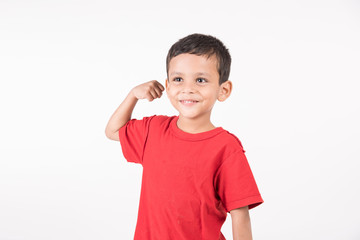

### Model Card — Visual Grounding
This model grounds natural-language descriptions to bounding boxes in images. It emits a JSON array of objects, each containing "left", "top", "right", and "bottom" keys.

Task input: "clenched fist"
[{"left": 131, "top": 80, "right": 165, "bottom": 102}]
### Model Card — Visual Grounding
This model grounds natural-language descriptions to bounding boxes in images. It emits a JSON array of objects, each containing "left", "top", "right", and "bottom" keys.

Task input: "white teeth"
[{"left": 182, "top": 100, "right": 197, "bottom": 103}]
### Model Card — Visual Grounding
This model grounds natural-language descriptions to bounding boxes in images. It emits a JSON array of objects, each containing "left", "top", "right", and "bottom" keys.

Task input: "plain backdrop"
[{"left": 1, "top": 0, "right": 359, "bottom": 239}]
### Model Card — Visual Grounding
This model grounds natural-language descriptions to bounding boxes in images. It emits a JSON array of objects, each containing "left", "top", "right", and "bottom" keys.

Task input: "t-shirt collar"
[{"left": 170, "top": 116, "right": 225, "bottom": 141}]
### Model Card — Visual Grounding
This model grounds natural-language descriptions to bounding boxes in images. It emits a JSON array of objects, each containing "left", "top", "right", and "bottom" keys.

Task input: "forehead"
[{"left": 168, "top": 53, "right": 218, "bottom": 76}]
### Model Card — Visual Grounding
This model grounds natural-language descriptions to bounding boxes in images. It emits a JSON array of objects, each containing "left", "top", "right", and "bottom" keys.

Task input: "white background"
[{"left": 1, "top": 0, "right": 359, "bottom": 239}]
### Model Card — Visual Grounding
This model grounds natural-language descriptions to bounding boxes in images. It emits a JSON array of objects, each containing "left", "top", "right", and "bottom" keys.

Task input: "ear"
[
  {"left": 217, "top": 80, "right": 232, "bottom": 102},
  {"left": 165, "top": 78, "right": 169, "bottom": 92}
]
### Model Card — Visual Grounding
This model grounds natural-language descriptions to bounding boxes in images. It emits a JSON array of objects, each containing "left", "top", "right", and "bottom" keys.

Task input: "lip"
[{"left": 179, "top": 99, "right": 199, "bottom": 106}]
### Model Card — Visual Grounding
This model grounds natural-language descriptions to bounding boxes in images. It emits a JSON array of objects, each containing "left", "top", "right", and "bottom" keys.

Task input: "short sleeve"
[
  {"left": 118, "top": 116, "right": 155, "bottom": 164},
  {"left": 215, "top": 149, "right": 263, "bottom": 212}
]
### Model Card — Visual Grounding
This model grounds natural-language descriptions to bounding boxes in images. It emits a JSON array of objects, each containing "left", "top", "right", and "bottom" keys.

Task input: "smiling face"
[{"left": 166, "top": 53, "right": 232, "bottom": 127}]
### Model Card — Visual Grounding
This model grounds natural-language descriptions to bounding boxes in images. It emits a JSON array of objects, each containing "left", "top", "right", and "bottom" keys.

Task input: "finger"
[
  {"left": 153, "top": 86, "right": 163, "bottom": 98},
  {"left": 146, "top": 93, "right": 154, "bottom": 102},
  {"left": 157, "top": 82, "right": 165, "bottom": 91},
  {"left": 153, "top": 88, "right": 162, "bottom": 99},
  {"left": 148, "top": 90, "right": 157, "bottom": 101},
  {"left": 150, "top": 80, "right": 164, "bottom": 92}
]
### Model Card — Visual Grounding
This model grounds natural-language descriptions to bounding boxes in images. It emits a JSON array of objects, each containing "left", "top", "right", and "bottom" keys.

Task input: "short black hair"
[{"left": 166, "top": 33, "right": 231, "bottom": 85}]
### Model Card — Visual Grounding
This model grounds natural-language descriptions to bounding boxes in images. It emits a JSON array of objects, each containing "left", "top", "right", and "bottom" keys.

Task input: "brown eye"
[
  {"left": 173, "top": 77, "right": 182, "bottom": 82},
  {"left": 197, "top": 78, "right": 207, "bottom": 83}
]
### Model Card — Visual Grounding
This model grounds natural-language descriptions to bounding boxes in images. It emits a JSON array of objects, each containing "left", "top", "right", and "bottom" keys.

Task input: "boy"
[{"left": 105, "top": 33, "right": 263, "bottom": 240}]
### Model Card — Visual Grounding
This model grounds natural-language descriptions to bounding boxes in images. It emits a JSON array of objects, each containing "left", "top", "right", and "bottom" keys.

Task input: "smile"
[{"left": 179, "top": 100, "right": 199, "bottom": 105}]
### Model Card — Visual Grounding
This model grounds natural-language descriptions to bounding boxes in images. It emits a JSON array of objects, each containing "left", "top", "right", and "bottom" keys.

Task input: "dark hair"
[{"left": 166, "top": 33, "right": 231, "bottom": 85}]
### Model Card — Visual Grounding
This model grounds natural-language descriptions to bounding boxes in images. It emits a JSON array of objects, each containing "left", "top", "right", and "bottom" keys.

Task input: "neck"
[{"left": 177, "top": 115, "right": 216, "bottom": 134}]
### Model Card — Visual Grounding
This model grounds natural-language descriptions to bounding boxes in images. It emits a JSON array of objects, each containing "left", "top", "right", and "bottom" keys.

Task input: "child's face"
[{"left": 166, "top": 53, "right": 230, "bottom": 122}]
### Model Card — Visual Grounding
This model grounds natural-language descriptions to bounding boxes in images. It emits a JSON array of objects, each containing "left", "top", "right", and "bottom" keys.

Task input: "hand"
[{"left": 131, "top": 80, "right": 165, "bottom": 102}]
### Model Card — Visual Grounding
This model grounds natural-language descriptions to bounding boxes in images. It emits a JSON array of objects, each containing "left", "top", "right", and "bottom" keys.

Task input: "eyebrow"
[{"left": 169, "top": 72, "right": 210, "bottom": 77}]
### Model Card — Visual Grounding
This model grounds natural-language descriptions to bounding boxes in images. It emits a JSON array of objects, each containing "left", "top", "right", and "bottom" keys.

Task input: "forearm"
[
  {"left": 230, "top": 206, "right": 253, "bottom": 240},
  {"left": 105, "top": 90, "right": 138, "bottom": 140},
  {"left": 105, "top": 80, "right": 164, "bottom": 141}
]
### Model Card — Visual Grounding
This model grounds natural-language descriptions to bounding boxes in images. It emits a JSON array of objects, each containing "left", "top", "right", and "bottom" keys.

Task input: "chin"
[{"left": 178, "top": 112, "right": 204, "bottom": 120}]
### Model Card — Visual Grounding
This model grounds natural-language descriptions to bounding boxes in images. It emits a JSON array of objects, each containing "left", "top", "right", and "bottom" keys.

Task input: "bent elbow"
[{"left": 105, "top": 129, "right": 119, "bottom": 141}]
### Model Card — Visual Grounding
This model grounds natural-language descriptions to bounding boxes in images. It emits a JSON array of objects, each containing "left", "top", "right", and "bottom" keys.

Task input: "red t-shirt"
[{"left": 119, "top": 115, "right": 263, "bottom": 240}]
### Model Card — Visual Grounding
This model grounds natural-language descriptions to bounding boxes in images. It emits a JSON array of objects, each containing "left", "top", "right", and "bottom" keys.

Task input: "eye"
[
  {"left": 196, "top": 78, "right": 207, "bottom": 83},
  {"left": 173, "top": 77, "right": 182, "bottom": 82}
]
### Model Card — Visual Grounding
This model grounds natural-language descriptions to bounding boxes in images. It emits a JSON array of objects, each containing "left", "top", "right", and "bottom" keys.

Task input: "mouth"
[
  {"left": 180, "top": 100, "right": 199, "bottom": 103},
  {"left": 179, "top": 99, "right": 199, "bottom": 106}
]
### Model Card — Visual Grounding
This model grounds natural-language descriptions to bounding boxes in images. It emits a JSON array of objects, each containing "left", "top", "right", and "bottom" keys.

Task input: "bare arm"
[
  {"left": 230, "top": 206, "right": 253, "bottom": 240},
  {"left": 105, "top": 80, "right": 165, "bottom": 141}
]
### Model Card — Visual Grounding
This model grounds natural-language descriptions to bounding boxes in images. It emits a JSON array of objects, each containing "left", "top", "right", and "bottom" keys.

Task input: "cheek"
[
  {"left": 203, "top": 89, "right": 219, "bottom": 99},
  {"left": 167, "top": 85, "right": 179, "bottom": 95},
  {"left": 166, "top": 89, "right": 177, "bottom": 101}
]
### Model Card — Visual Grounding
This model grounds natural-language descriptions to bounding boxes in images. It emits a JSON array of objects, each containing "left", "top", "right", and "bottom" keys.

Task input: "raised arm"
[
  {"left": 105, "top": 80, "right": 165, "bottom": 141},
  {"left": 230, "top": 206, "right": 253, "bottom": 240}
]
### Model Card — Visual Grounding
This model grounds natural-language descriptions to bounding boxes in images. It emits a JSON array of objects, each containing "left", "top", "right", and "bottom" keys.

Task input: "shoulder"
[
  {"left": 146, "top": 115, "right": 175, "bottom": 124},
  {"left": 218, "top": 128, "right": 246, "bottom": 153},
  {"left": 135, "top": 115, "right": 174, "bottom": 122},
  {"left": 139, "top": 115, "right": 176, "bottom": 130}
]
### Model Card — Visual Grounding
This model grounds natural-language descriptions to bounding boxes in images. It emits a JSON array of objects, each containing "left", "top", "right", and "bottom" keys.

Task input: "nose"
[{"left": 181, "top": 81, "right": 196, "bottom": 94}]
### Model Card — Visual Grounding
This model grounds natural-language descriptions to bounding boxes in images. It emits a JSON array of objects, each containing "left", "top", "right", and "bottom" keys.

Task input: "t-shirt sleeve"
[
  {"left": 215, "top": 149, "right": 263, "bottom": 213},
  {"left": 118, "top": 116, "right": 155, "bottom": 164}
]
